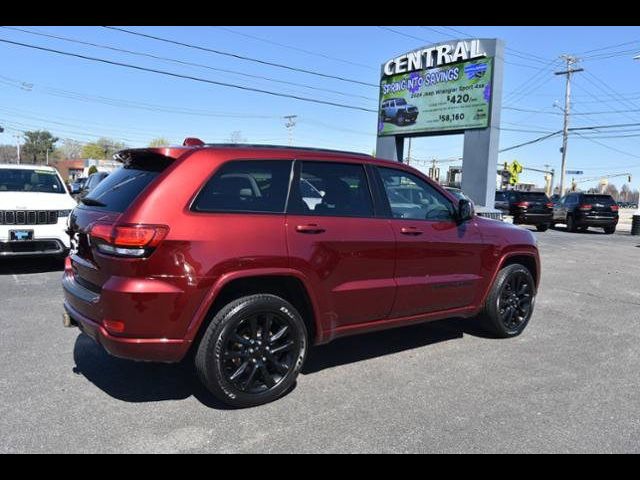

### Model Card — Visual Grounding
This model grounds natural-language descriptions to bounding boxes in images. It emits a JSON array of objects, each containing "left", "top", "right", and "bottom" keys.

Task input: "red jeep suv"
[{"left": 62, "top": 142, "right": 540, "bottom": 407}]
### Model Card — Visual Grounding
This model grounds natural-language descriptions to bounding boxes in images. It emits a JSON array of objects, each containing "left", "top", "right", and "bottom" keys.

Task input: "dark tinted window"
[
  {"left": 82, "top": 156, "right": 172, "bottom": 213},
  {"left": 583, "top": 195, "right": 616, "bottom": 205},
  {"left": 519, "top": 192, "right": 550, "bottom": 202},
  {"left": 379, "top": 167, "right": 455, "bottom": 221},
  {"left": 0, "top": 168, "right": 64, "bottom": 194},
  {"left": 288, "top": 161, "right": 373, "bottom": 217},
  {"left": 194, "top": 160, "right": 292, "bottom": 213},
  {"left": 495, "top": 191, "right": 507, "bottom": 201}
]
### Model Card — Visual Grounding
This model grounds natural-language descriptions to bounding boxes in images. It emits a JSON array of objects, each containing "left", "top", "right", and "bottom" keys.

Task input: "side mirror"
[{"left": 458, "top": 199, "right": 475, "bottom": 223}]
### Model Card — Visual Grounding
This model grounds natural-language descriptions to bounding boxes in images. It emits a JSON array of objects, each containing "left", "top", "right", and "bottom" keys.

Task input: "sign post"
[{"left": 376, "top": 38, "right": 505, "bottom": 216}]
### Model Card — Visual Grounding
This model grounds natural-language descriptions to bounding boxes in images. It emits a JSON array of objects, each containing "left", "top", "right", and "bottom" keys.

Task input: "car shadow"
[
  {"left": 72, "top": 334, "right": 234, "bottom": 410},
  {"left": 302, "top": 317, "right": 489, "bottom": 374},
  {"left": 0, "top": 256, "right": 65, "bottom": 275},
  {"left": 550, "top": 225, "right": 608, "bottom": 235},
  {"left": 72, "top": 317, "right": 489, "bottom": 409}
]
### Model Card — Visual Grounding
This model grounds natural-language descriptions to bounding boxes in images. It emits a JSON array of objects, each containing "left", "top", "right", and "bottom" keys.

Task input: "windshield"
[
  {"left": 0, "top": 168, "right": 65, "bottom": 194},
  {"left": 395, "top": 98, "right": 407, "bottom": 106}
]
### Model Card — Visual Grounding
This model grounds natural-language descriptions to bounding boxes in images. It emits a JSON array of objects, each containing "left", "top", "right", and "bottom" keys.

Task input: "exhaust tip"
[{"left": 62, "top": 311, "right": 77, "bottom": 328}]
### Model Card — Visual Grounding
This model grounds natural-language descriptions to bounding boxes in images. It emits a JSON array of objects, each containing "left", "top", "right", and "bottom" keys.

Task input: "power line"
[
  {"left": 1, "top": 26, "right": 376, "bottom": 102},
  {"left": 212, "top": 26, "right": 376, "bottom": 70},
  {"left": 0, "top": 37, "right": 378, "bottom": 113},
  {"left": 499, "top": 130, "right": 563, "bottom": 153},
  {"left": 102, "top": 26, "right": 378, "bottom": 88}
]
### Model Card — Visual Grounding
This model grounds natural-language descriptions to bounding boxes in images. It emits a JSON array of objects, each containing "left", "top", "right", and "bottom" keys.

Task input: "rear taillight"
[
  {"left": 516, "top": 201, "right": 529, "bottom": 208},
  {"left": 546, "top": 202, "right": 554, "bottom": 208},
  {"left": 89, "top": 223, "right": 169, "bottom": 258},
  {"left": 611, "top": 205, "right": 619, "bottom": 212},
  {"left": 579, "top": 204, "right": 592, "bottom": 211}
]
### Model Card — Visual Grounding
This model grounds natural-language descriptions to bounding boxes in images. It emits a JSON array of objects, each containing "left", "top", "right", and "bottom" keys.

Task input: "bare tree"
[
  {"left": 0, "top": 144, "right": 17, "bottom": 163},
  {"left": 227, "top": 131, "right": 247, "bottom": 144}
]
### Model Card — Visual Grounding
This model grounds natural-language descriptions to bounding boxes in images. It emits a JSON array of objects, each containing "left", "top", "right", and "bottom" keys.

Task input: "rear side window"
[
  {"left": 287, "top": 161, "right": 374, "bottom": 217},
  {"left": 193, "top": 160, "right": 292, "bottom": 213},
  {"left": 82, "top": 156, "right": 172, "bottom": 213}
]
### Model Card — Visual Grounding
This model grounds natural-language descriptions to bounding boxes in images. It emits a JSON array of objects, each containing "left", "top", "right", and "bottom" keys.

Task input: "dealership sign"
[{"left": 378, "top": 39, "right": 494, "bottom": 136}]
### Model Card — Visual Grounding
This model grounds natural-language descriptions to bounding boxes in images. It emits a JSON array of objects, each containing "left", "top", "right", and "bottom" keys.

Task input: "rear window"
[
  {"left": 583, "top": 195, "right": 615, "bottom": 205},
  {"left": 193, "top": 160, "right": 293, "bottom": 213},
  {"left": 82, "top": 155, "right": 172, "bottom": 213},
  {"left": 518, "top": 192, "right": 550, "bottom": 202}
]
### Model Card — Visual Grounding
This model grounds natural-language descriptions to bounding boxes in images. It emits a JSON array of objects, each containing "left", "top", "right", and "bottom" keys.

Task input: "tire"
[
  {"left": 536, "top": 224, "right": 549, "bottom": 232},
  {"left": 566, "top": 215, "right": 577, "bottom": 232},
  {"left": 397, "top": 112, "right": 405, "bottom": 125},
  {"left": 603, "top": 226, "right": 616, "bottom": 234},
  {"left": 195, "top": 294, "right": 308, "bottom": 408},
  {"left": 478, "top": 264, "right": 536, "bottom": 338}
]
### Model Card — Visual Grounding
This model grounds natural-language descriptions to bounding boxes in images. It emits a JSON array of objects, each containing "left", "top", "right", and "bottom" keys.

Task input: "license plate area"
[{"left": 9, "top": 230, "right": 34, "bottom": 241}]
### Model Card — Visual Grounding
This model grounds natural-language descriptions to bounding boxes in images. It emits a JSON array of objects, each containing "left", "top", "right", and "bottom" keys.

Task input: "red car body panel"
[{"left": 63, "top": 145, "right": 540, "bottom": 362}]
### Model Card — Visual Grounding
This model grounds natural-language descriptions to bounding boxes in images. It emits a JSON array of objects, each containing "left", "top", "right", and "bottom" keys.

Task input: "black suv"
[
  {"left": 552, "top": 192, "right": 619, "bottom": 234},
  {"left": 504, "top": 191, "right": 553, "bottom": 231}
]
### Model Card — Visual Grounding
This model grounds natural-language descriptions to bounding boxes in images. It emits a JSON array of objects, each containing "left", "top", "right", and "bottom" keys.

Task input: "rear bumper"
[
  {"left": 575, "top": 215, "right": 618, "bottom": 227},
  {"left": 62, "top": 268, "right": 190, "bottom": 363},
  {"left": 514, "top": 212, "right": 553, "bottom": 225},
  {"left": 0, "top": 238, "right": 67, "bottom": 256},
  {"left": 63, "top": 300, "right": 188, "bottom": 363}
]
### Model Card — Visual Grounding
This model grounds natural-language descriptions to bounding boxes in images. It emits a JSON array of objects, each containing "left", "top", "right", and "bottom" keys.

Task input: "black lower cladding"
[{"left": 0, "top": 240, "right": 62, "bottom": 254}]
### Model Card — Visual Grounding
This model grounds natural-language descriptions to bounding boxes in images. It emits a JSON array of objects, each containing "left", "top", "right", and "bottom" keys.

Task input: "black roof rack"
[{"left": 201, "top": 143, "right": 373, "bottom": 158}]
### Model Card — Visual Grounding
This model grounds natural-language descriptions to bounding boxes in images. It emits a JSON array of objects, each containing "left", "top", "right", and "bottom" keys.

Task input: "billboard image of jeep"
[{"left": 378, "top": 57, "right": 493, "bottom": 136}]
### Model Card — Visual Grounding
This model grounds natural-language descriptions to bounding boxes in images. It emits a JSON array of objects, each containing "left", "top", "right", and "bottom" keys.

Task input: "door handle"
[
  {"left": 400, "top": 227, "right": 423, "bottom": 236},
  {"left": 296, "top": 224, "right": 326, "bottom": 234}
]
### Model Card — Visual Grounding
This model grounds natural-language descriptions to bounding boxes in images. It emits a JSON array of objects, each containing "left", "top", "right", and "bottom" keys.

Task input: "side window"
[
  {"left": 378, "top": 167, "right": 455, "bottom": 221},
  {"left": 288, "top": 161, "right": 374, "bottom": 217},
  {"left": 193, "top": 160, "right": 292, "bottom": 213}
]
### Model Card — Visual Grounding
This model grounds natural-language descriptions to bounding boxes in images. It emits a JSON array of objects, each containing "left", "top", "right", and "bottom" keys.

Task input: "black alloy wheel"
[{"left": 497, "top": 270, "right": 534, "bottom": 333}]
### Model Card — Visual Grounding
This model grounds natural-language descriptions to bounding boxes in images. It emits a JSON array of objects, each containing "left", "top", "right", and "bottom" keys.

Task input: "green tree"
[
  {"left": 81, "top": 137, "right": 126, "bottom": 159},
  {"left": 22, "top": 130, "right": 59, "bottom": 164},
  {"left": 88, "top": 165, "right": 98, "bottom": 175},
  {"left": 148, "top": 137, "right": 171, "bottom": 147}
]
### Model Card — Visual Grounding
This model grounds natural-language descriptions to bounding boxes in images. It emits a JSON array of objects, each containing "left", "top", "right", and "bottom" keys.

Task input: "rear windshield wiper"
[{"left": 81, "top": 197, "right": 106, "bottom": 207}]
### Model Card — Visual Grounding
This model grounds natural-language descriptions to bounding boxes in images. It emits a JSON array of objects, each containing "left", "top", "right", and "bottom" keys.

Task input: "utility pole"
[
  {"left": 284, "top": 115, "right": 297, "bottom": 146},
  {"left": 13, "top": 133, "right": 22, "bottom": 164},
  {"left": 406, "top": 137, "right": 412, "bottom": 165},
  {"left": 555, "top": 56, "right": 583, "bottom": 196}
]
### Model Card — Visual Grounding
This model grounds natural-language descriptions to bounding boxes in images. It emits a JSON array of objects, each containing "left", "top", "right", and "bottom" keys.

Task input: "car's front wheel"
[
  {"left": 603, "top": 226, "right": 616, "bottom": 234},
  {"left": 536, "top": 224, "right": 549, "bottom": 232},
  {"left": 195, "top": 294, "right": 308, "bottom": 408},
  {"left": 478, "top": 264, "right": 536, "bottom": 338}
]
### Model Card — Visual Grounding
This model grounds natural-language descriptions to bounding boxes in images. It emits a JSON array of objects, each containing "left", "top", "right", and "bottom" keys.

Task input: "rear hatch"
[
  {"left": 517, "top": 192, "right": 552, "bottom": 213},
  {"left": 582, "top": 194, "right": 618, "bottom": 218},
  {"left": 68, "top": 150, "right": 177, "bottom": 292}
]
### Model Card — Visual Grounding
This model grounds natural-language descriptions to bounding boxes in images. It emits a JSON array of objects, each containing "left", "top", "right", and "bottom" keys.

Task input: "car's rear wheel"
[
  {"left": 536, "top": 224, "right": 549, "bottom": 232},
  {"left": 397, "top": 112, "right": 405, "bottom": 125},
  {"left": 195, "top": 294, "right": 308, "bottom": 408},
  {"left": 478, "top": 264, "right": 536, "bottom": 338},
  {"left": 603, "top": 226, "right": 616, "bottom": 234},
  {"left": 566, "top": 215, "right": 577, "bottom": 232}
]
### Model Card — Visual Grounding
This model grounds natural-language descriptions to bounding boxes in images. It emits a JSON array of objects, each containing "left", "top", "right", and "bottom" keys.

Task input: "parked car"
[
  {"left": 74, "top": 171, "right": 109, "bottom": 199},
  {"left": 505, "top": 191, "right": 554, "bottom": 231},
  {"left": 552, "top": 192, "right": 619, "bottom": 234},
  {"left": 380, "top": 98, "right": 419, "bottom": 125},
  {"left": 70, "top": 177, "right": 87, "bottom": 196},
  {"left": 0, "top": 164, "right": 76, "bottom": 258},
  {"left": 495, "top": 190, "right": 510, "bottom": 213},
  {"left": 62, "top": 142, "right": 541, "bottom": 407}
]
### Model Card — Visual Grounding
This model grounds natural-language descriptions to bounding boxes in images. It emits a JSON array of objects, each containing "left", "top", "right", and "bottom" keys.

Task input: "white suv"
[{"left": 0, "top": 164, "right": 76, "bottom": 258}]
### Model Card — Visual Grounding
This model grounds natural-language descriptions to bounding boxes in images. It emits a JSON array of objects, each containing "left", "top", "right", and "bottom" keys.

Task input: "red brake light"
[
  {"left": 546, "top": 202, "right": 554, "bottom": 208},
  {"left": 611, "top": 205, "right": 619, "bottom": 212},
  {"left": 89, "top": 223, "right": 169, "bottom": 257},
  {"left": 579, "top": 204, "right": 592, "bottom": 211},
  {"left": 516, "top": 201, "right": 529, "bottom": 208}
]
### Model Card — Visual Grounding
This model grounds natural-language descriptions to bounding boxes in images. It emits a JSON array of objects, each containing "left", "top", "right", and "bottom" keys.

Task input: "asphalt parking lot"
[{"left": 1, "top": 225, "right": 639, "bottom": 453}]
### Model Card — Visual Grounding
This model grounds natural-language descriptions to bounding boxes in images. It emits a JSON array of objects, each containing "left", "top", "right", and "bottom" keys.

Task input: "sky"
[{"left": 0, "top": 25, "right": 639, "bottom": 190}]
